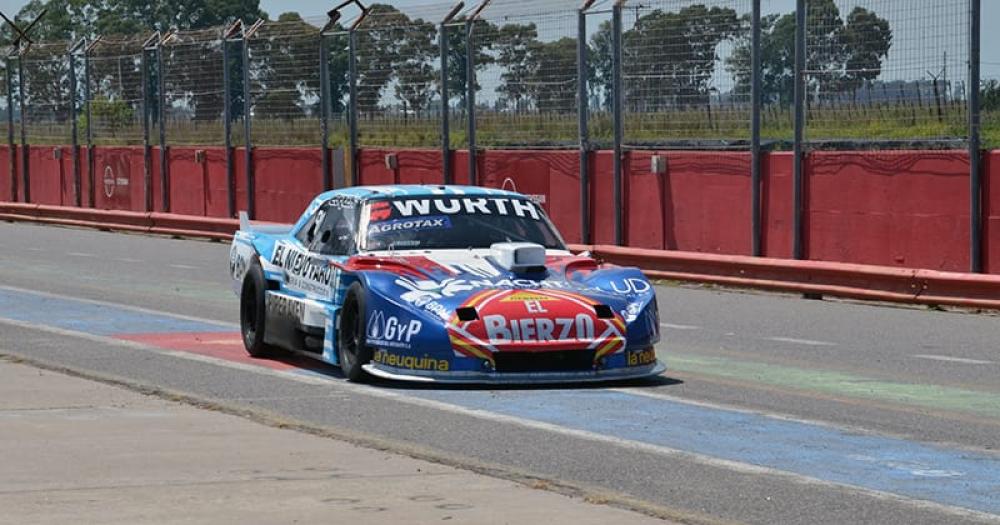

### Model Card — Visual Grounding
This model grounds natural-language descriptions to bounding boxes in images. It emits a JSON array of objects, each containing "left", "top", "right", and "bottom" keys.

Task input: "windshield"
[{"left": 361, "top": 196, "right": 565, "bottom": 251}]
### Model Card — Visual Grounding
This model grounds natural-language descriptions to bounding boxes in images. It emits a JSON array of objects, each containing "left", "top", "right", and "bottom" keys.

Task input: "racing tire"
[
  {"left": 240, "top": 262, "right": 281, "bottom": 358},
  {"left": 338, "top": 282, "right": 374, "bottom": 382}
]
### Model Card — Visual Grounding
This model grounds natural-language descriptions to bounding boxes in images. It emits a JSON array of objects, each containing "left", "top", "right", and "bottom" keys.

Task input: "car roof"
[{"left": 314, "top": 185, "right": 527, "bottom": 203}]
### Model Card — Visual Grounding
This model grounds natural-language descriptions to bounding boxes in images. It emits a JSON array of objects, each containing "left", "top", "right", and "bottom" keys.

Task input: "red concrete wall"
[
  {"left": 0, "top": 146, "right": 11, "bottom": 201},
  {"left": 805, "top": 150, "right": 970, "bottom": 272},
  {"left": 762, "top": 152, "right": 794, "bottom": 259},
  {"left": 986, "top": 151, "right": 1000, "bottom": 275},
  {"left": 251, "top": 147, "right": 323, "bottom": 223},
  {"left": 26, "top": 146, "right": 68, "bottom": 206},
  {"left": 167, "top": 147, "right": 225, "bottom": 217},
  {"left": 358, "top": 148, "right": 446, "bottom": 186},
  {"left": 589, "top": 150, "right": 617, "bottom": 246},
  {"left": 624, "top": 151, "right": 752, "bottom": 254},
  {"left": 90, "top": 146, "right": 146, "bottom": 212}
]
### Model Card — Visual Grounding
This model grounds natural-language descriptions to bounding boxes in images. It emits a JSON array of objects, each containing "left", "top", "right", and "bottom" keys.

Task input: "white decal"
[
  {"left": 266, "top": 294, "right": 305, "bottom": 320},
  {"left": 390, "top": 198, "right": 540, "bottom": 220},
  {"left": 367, "top": 310, "right": 423, "bottom": 349},
  {"left": 610, "top": 278, "right": 652, "bottom": 295},
  {"left": 270, "top": 241, "right": 335, "bottom": 298},
  {"left": 482, "top": 314, "right": 595, "bottom": 343}
]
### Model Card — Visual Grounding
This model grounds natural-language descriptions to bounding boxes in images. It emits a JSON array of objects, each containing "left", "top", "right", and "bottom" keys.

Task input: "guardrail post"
[
  {"left": 347, "top": 28, "right": 358, "bottom": 186},
  {"left": 439, "top": 21, "right": 451, "bottom": 184},
  {"left": 969, "top": 0, "right": 982, "bottom": 273},
  {"left": 750, "top": 0, "right": 762, "bottom": 256},
  {"left": 68, "top": 45, "right": 81, "bottom": 207},
  {"left": 465, "top": 18, "right": 477, "bottom": 185},
  {"left": 84, "top": 41, "right": 94, "bottom": 208},
  {"left": 6, "top": 58, "right": 15, "bottom": 202},
  {"left": 156, "top": 36, "right": 168, "bottom": 212},
  {"left": 141, "top": 44, "right": 152, "bottom": 212},
  {"left": 241, "top": 26, "right": 255, "bottom": 219},
  {"left": 578, "top": 2, "right": 593, "bottom": 244},
  {"left": 222, "top": 27, "right": 235, "bottom": 217},
  {"left": 319, "top": 32, "right": 332, "bottom": 191},
  {"left": 611, "top": 0, "right": 624, "bottom": 246},
  {"left": 792, "top": 0, "right": 806, "bottom": 260},
  {"left": 17, "top": 56, "right": 28, "bottom": 203}
]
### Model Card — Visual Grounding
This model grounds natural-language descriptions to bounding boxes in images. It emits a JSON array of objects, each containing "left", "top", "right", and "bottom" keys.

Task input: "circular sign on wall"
[{"left": 103, "top": 165, "right": 116, "bottom": 198}]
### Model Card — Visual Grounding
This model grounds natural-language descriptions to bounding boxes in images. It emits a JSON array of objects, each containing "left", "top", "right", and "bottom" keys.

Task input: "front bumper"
[{"left": 361, "top": 360, "right": 666, "bottom": 384}]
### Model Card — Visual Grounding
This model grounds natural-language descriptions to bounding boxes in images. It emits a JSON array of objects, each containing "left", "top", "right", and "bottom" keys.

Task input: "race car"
[{"left": 229, "top": 185, "right": 664, "bottom": 383}]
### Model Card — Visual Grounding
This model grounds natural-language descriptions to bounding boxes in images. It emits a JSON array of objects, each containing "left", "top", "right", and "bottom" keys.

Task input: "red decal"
[{"left": 370, "top": 201, "right": 391, "bottom": 222}]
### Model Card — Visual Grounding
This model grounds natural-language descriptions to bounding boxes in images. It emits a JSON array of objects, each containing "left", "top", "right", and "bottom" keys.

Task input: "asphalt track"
[{"left": 1, "top": 222, "right": 998, "bottom": 524}]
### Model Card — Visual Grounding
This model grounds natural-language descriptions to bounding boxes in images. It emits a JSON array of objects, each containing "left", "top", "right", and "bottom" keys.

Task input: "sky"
[{"left": 0, "top": 0, "right": 995, "bottom": 79}]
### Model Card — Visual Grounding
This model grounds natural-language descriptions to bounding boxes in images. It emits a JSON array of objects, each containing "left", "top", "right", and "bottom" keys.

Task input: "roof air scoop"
[{"left": 490, "top": 242, "right": 546, "bottom": 273}]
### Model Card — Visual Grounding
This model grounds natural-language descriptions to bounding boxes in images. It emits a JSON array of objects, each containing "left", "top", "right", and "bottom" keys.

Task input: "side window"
[
  {"left": 295, "top": 206, "right": 326, "bottom": 245},
  {"left": 308, "top": 202, "right": 358, "bottom": 256}
]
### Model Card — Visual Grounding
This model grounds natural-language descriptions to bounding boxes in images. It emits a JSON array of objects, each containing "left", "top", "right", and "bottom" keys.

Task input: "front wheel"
[
  {"left": 240, "top": 263, "right": 281, "bottom": 358},
  {"left": 338, "top": 282, "right": 373, "bottom": 382}
]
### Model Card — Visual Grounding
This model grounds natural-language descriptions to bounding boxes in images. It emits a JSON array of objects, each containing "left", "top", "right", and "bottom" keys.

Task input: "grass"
[{"left": 3, "top": 103, "right": 996, "bottom": 150}]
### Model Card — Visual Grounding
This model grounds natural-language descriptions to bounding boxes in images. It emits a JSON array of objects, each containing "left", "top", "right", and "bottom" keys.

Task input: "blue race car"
[{"left": 229, "top": 185, "right": 664, "bottom": 383}]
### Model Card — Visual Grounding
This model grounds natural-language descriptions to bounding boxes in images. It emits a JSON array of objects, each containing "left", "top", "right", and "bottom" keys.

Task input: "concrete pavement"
[{"left": 0, "top": 359, "right": 668, "bottom": 525}]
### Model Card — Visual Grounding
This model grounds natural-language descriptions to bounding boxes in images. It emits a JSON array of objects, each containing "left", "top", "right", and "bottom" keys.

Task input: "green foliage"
[
  {"left": 983, "top": 80, "right": 1000, "bottom": 112},
  {"left": 81, "top": 98, "right": 136, "bottom": 136}
]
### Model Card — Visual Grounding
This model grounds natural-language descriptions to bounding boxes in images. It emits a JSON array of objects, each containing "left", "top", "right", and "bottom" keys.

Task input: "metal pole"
[
  {"left": 84, "top": 44, "right": 94, "bottom": 207},
  {"left": 348, "top": 29, "right": 358, "bottom": 186},
  {"left": 319, "top": 33, "right": 332, "bottom": 190},
  {"left": 157, "top": 40, "right": 168, "bottom": 212},
  {"left": 241, "top": 30, "right": 254, "bottom": 219},
  {"left": 6, "top": 59, "right": 15, "bottom": 202},
  {"left": 611, "top": 1, "right": 624, "bottom": 246},
  {"left": 969, "top": 0, "right": 982, "bottom": 272},
  {"left": 439, "top": 23, "right": 451, "bottom": 184},
  {"left": 465, "top": 19, "right": 477, "bottom": 185},
  {"left": 750, "top": 0, "right": 762, "bottom": 256},
  {"left": 69, "top": 49, "right": 80, "bottom": 207},
  {"left": 141, "top": 48, "right": 152, "bottom": 212},
  {"left": 18, "top": 57, "right": 28, "bottom": 203},
  {"left": 577, "top": 5, "right": 591, "bottom": 244},
  {"left": 222, "top": 34, "right": 234, "bottom": 217},
  {"left": 792, "top": 0, "right": 806, "bottom": 260}
]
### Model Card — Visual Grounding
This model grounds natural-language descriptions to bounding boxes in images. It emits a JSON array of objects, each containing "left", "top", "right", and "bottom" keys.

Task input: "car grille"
[{"left": 493, "top": 350, "right": 596, "bottom": 373}]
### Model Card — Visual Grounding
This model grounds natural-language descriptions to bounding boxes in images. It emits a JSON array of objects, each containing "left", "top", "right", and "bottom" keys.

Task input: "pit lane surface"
[{"left": 2, "top": 222, "right": 999, "bottom": 524}]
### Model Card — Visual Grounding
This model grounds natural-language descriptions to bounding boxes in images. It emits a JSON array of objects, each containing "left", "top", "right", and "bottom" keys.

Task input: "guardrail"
[{"left": 3, "top": 201, "right": 997, "bottom": 311}]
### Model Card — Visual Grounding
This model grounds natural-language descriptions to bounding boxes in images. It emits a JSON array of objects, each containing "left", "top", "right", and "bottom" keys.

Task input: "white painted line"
[
  {"left": 767, "top": 337, "right": 836, "bottom": 347},
  {"left": 660, "top": 323, "right": 701, "bottom": 331},
  {"left": 169, "top": 264, "right": 200, "bottom": 270},
  {"left": 66, "top": 252, "right": 96, "bottom": 258},
  {"left": 115, "top": 257, "right": 143, "bottom": 263},
  {"left": 913, "top": 354, "right": 993, "bottom": 365},
  {"left": 0, "top": 315, "right": 994, "bottom": 523}
]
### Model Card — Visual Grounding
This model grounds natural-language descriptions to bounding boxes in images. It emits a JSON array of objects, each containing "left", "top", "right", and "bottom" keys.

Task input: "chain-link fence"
[
  {"left": 803, "top": 0, "right": 969, "bottom": 145},
  {"left": 86, "top": 36, "right": 146, "bottom": 145},
  {"left": 0, "top": 1, "right": 990, "bottom": 151}
]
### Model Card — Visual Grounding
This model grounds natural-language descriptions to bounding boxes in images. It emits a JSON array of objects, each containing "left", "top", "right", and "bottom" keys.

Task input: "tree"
[
  {"left": 726, "top": 0, "right": 891, "bottom": 105},
  {"left": 588, "top": 20, "right": 613, "bottom": 110},
  {"left": 532, "top": 37, "right": 577, "bottom": 114},
  {"left": 393, "top": 17, "right": 437, "bottom": 116},
  {"left": 493, "top": 22, "right": 540, "bottom": 111},
  {"left": 444, "top": 17, "right": 495, "bottom": 111}
]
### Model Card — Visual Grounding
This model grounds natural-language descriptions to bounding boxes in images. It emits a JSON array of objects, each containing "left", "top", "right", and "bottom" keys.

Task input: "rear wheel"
[
  {"left": 338, "top": 283, "right": 373, "bottom": 382},
  {"left": 240, "top": 263, "right": 281, "bottom": 358}
]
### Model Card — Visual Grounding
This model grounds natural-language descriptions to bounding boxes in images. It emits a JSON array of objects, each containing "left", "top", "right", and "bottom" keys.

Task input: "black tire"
[
  {"left": 338, "top": 282, "right": 373, "bottom": 382},
  {"left": 240, "top": 262, "right": 281, "bottom": 358}
]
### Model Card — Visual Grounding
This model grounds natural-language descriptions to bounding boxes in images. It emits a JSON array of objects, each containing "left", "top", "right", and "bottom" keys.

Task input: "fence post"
[
  {"left": 348, "top": 29, "right": 358, "bottom": 186},
  {"left": 68, "top": 44, "right": 81, "bottom": 207},
  {"left": 241, "top": 25, "right": 255, "bottom": 219},
  {"left": 969, "top": 0, "right": 982, "bottom": 273},
  {"left": 319, "top": 33, "right": 332, "bottom": 191},
  {"left": 465, "top": 18, "right": 477, "bottom": 185},
  {"left": 792, "top": 0, "right": 806, "bottom": 260},
  {"left": 17, "top": 55, "right": 28, "bottom": 203},
  {"left": 157, "top": 36, "right": 168, "bottom": 212},
  {"left": 84, "top": 41, "right": 94, "bottom": 208},
  {"left": 222, "top": 27, "right": 235, "bottom": 217},
  {"left": 6, "top": 58, "right": 15, "bottom": 202},
  {"left": 141, "top": 41, "right": 152, "bottom": 212},
  {"left": 750, "top": 0, "right": 762, "bottom": 256},
  {"left": 611, "top": 0, "right": 624, "bottom": 246},
  {"left": 578, "top": 1, "right": 594, "bottom": 244},
  {"left": 439, "top": 22, "right": 451, "bottom": 184}
]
